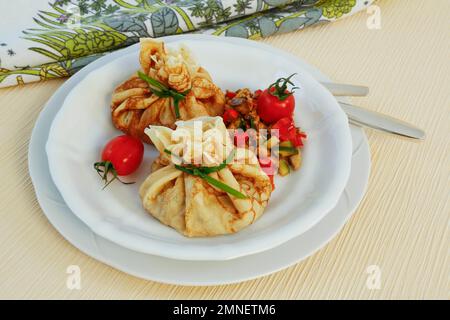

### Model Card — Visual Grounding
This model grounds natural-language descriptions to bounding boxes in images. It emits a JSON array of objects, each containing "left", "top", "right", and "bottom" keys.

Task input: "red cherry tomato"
[
  {"left": 257, "top": 87, "right": 295, "bottom": 124},
  {"left": 94, "top": 135, "right": 144, "bottom": 188},
  {"left": 101, "top": 135, "right": 144, "bottom": 176},
  {"left": 222, "top": 109, "right": 240, "bottom": 124}
]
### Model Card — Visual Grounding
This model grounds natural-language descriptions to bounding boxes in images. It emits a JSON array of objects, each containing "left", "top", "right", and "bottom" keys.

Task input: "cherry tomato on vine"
[
  {"left": 94, "top": 135, "right": 144, "bottom": 188},
  {"left": 256, "top": 74, "right": 298, "bottom": 124}
]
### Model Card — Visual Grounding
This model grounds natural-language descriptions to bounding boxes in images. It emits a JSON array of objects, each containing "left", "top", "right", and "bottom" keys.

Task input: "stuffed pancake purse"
[
  {"left": 111, "top": 38, "right": 225, "bottom": 144},
  {"left": 139, "top": 117, "right": 273, "bottom": 237}
]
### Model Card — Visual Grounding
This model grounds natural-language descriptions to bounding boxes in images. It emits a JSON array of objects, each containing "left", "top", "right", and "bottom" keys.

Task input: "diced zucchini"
[
  {"left": 265, "top": 136, "right": 279, "bottom": 149},
  {"left": 289, "top": 152, "right": 302, "bottom": 171},
  {"left": 279, "top": 141, "right": 294, "bottom": 148},
  {"left": 278, "top": 159, "right": 290, "bottom": 176}
]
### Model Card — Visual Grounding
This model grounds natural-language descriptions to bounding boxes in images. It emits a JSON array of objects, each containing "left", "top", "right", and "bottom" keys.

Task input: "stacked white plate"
[{"left": 29, "top": 35, "right": 370, "bottom": 285}]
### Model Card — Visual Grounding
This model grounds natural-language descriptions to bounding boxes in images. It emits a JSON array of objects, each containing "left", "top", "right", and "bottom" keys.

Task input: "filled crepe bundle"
[
  {"left": 139, "top": 116, "right": 273, "bottom": 237},
  {"left": 111, "top": 38, "right": 225, "bottom": 144}
]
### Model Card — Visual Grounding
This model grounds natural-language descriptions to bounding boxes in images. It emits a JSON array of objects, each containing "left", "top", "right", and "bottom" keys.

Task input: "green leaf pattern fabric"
[{"left": 0, "top": 0, "right": 372, "bottom": 87}]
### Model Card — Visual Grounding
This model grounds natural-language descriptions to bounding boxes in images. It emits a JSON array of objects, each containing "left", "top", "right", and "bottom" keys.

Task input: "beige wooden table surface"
[{"left": 0, "top": 0, "right": 448, "bottom": 299}]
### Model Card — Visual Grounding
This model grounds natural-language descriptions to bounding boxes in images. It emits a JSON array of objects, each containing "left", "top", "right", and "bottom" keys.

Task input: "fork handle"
[{"left": 321, "top": 82, "right": 369, "bottom": 97}]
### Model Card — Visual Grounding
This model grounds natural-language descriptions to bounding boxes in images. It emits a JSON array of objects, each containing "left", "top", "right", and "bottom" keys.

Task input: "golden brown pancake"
[{"left": 111, "top": 38, "right": 225, "bottom": 144}]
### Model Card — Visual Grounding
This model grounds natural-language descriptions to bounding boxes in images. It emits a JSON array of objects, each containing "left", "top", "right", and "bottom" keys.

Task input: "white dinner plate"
[
  {"left": 29, "top": 36, "right": 370, "bottom": 285},
  {"left": 45, "top": 35, "right": 352, "bottom": 261}
]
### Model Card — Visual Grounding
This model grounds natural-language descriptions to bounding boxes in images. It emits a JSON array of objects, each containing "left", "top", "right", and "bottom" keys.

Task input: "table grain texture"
[{"left": 0, "top": 0, "right": 448, "bottom": 299}]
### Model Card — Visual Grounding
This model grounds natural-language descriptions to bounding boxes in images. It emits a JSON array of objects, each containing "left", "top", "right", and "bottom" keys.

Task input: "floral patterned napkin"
[{"left": 0, "top": 0, "right": 372, "bottom": 88}]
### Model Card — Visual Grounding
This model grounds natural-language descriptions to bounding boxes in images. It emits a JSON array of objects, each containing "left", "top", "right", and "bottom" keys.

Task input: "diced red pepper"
[
  {"left": 222, "top": 109, "right": 239, "bottom": 124},
  {"left": 226, "top": 91, "right": 237, "bottom": 99},
  {"left": 272, "top": 117, "right": 306, "bottom": 147},
  {"left": 259, "top": 156, "right": 276, "bottom": 189},
  {"left": 271, "top": 117, "right": 295, "bottom": 142}
]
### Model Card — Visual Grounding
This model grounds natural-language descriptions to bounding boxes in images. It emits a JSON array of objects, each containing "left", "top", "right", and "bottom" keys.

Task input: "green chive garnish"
[
  {"left": 249, "top": 117, "right": 256, "bottom": 130},
  {"left": 173, "top": 99, "right": 180, "bottom": 118},
  {"left": 174, "top": 164, "right": 247, "bottom": 199},
  {"left": 199, "top": 173, "right": 247, "bottom": 199},
  {"left": 138, "top": 71, "right": 189, "bottom": 119},
  {"left": 165, "top": 149, "right": 246, "bottom": 199}
]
